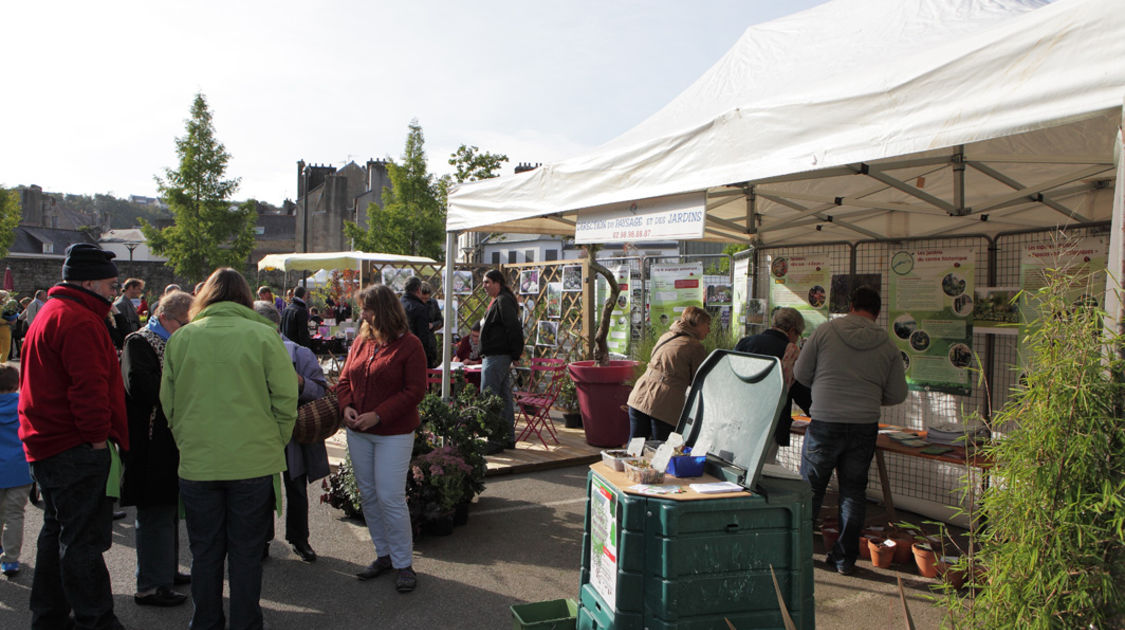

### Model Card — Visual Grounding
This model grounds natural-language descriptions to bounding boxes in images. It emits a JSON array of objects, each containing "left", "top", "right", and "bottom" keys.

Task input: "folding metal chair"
[{"left": 514, "top": 358, "right": 567, "bottom": 447}]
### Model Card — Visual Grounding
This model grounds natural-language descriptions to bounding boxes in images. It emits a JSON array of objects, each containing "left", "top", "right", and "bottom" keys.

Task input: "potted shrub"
[{"left": 554, "top": 372, "right": 582, "bottom": 428}]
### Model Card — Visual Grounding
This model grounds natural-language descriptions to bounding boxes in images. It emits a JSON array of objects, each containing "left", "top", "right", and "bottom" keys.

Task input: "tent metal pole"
[
  {"left": 953, "top": 145, "right": 966, "bottom": 216},
  {"left": 441, "top": 231, "right": 457, "bottom": 401}
]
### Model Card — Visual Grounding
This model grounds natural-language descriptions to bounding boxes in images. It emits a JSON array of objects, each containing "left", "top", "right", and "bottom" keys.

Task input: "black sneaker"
[
  {"left": 395, "top": 567, "right": 417, "bottom": 593},
  {"left": 356, "top": 556, "right": 393, "bottom": 581},
  {"left": 134, "top": 587, "right": 188, "bottom": 607}
]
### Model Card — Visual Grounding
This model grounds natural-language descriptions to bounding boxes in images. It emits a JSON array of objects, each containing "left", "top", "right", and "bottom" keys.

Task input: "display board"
[
  {"left": 767, "top": 254, "right": 830, "bottom": 334},
  {"left": 588, "top": 475, "right": 619, "bottom": 611},
  {"left": 648, "top": 262, "right": 704, "bottom": 327},
  {"left": 887, "top": 247, "right": 976, "bottom": 395}
]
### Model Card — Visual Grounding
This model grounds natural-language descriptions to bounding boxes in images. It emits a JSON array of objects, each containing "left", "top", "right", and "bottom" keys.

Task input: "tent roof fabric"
[
  {"left": 257, "top": 251, "right": 437, "bottom": 272},
  {"left": 447, "top": 0, "right": 1124, "bottom": 246}
]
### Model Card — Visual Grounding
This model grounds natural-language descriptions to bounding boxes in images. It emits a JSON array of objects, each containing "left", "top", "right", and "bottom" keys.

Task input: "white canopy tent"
[
  {"left": 447, "top": 0, "right": 1123, "bottom": 248},
  {"left": 257, "top": 251, "right": 437, "bottom": 273},
  {"left": 440, "top": 0, "right": 1125, "bottom": 523}
]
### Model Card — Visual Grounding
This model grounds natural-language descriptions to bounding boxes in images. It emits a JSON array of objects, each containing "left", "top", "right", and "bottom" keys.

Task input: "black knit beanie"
[{"left": 62, "top": 243, "right": 118, "bottom": 281}]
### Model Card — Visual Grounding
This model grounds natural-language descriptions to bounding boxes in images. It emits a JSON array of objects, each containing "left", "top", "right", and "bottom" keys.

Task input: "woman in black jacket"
[
  {"left": 479, "top": 269, "right": 524, "bottom": 449},
  {"left": 120, "top": 290, "right": 195, "bottom": 607}
]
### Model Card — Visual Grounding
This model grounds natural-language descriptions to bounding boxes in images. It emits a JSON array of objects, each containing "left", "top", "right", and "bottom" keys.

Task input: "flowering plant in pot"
[{"left": 408, "top": 446, "right": 474, "bottom": 523}]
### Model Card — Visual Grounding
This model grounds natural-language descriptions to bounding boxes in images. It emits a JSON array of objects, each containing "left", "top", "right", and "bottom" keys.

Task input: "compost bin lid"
[{"left": 675, "top": 349, "right": 787, "bottom": 491}]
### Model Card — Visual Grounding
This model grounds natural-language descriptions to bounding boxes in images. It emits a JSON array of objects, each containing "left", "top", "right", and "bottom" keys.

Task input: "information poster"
[
  {"left": 607, "top": 267, "right": 631, "bottom": 356},
  {"left": 768, "top": 255, "right": 830, "bottom": 334},
  {"left": 648, "top": 262, "right": 704, "bottom": 328},
  {"left": 593, "top": 267, "right": 630, "bottom": 356},
  {"left": 1017, "top": 236, "right": 1108, "bottom": 368},
  {"left": 589, "top": 476, "right": 619, "bottom": 610},
  {"left": 888, "top": 247, "right": 976, "bottom": 395},
  {"left": 1019, "top": 236, "right": 1108, "bottom": 325},
  {"left": 731, "top": 257, "right": 752, "bottom": 339}
]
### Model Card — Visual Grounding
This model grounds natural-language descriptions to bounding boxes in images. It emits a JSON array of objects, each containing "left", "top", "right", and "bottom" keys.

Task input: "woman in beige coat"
[{"left": 626, "top": 306, "right": 711, "bottom": 440}]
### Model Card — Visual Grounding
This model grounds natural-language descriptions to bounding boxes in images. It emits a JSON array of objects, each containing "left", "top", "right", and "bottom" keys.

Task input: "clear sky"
[{"left": 1, "top": 0, "right": 826, "bottom": 205}]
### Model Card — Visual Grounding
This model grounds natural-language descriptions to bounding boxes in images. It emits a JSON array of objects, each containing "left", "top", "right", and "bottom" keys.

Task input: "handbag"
[{"left": 293, "top": 388, "right": 341, "bottom": 444}]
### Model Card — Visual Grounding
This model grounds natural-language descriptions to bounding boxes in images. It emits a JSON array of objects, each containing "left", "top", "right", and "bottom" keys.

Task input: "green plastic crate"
[{"left": 511, "top": 599, "right": 579, "bottom": 630}]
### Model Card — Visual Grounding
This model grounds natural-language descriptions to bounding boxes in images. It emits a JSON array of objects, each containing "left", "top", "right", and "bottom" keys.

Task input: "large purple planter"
[{"left": 567, "top": 360, "right": 639, "bottom": 448}]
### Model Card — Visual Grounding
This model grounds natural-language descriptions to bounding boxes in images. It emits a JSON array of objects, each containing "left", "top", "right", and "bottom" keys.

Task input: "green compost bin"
[
  {"left": 511, "top": 598, "right": 579, "bottom": 630},
  {"left": 578, "top": 350, "right": 815, "bottom": 629}
]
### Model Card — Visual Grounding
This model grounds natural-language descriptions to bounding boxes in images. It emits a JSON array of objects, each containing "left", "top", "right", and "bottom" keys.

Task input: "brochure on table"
[{"left": 887, "top": 247, "right": 976, "bottom": 396}]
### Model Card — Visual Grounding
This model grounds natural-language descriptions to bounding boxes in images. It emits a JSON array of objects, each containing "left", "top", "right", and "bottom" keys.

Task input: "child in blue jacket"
[{"left": 0, "top": 364, "right": 31, "bottom": 576}]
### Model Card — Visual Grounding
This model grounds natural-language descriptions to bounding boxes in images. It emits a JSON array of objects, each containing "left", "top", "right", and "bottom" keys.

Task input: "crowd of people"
[
  {"left": 0, "top": 245, "right": 441, "bottom": 630},
  {"left": 0, "top": 243, "right": 913, "bottom": 630}
]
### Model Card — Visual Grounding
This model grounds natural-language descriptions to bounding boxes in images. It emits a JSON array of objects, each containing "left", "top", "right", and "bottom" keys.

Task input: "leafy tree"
[
  {"left": 345, "top": 120, "right": 444, "bottom": 260},
  {"left": 140, "top": 93, "right": 256, "bottom": 282},
  {"left": 0, "top": 186, "right": 20, "bottom": 258},
  {"left": 448, "top": 144, "right": 508, "bottom": 184}
]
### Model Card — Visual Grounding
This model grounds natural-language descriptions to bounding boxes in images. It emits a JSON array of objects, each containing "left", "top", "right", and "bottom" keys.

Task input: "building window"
[
  {"left": 524, "top": 250, "right": 535, "bottom": 263},
  {"left": 508, "top": 251, "right": 517, "bottom": 264},
  {"left": 42, "top": 243, "right": 53, "bottom": 254},
  {"left": 491, "top": 251, "right": 501, "bottom": 265},
  {"left": 254, "top": 226, "right": 266, "bottom": 235},
  {"left": 545, "top": 249, "right": 558, "bottom": 261}
]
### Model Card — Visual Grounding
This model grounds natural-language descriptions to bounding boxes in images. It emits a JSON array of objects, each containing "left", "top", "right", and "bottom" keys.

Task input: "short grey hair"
[
  {"left": 155, "top": 290, "right": 194, "bottom": 322},
  {"left": 253, "top": 300, "right": 281, "bottom": 327},
  {"left": 771, "top": 307, "right": 805, "bottom": 336}
]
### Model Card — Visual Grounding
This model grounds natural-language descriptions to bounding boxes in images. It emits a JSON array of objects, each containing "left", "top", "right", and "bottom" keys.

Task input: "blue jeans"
[
  {"left": 627, "top": 406, "right": 673, "bottom": 441},
  {"left": 29, "top": 444, "right": 122, "bottom": 630},
  {"left": 134, "top": 504, "right": 180, "bottom": 592},
  {"left": 481, "top": 354, "right": 515, "bottom": 442},
  {"left": 800, "top": 420, "right": 878, "bottom": 566},
  {"left": 346, "top": 430, "right": 415, "bottom": 569},
  {"left": 179, "top": 476, "right": 274, "bottom": 630}
]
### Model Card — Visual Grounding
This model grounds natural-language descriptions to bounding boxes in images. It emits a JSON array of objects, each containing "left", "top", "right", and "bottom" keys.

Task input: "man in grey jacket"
[{"left": 793, "top": 286, "right": 907, "bottom": 575}]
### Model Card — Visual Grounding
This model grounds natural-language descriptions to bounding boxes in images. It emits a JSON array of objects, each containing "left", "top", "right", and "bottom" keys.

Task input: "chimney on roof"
[{"left": 514, "top": 162, "right": 541, "bottom": 174}]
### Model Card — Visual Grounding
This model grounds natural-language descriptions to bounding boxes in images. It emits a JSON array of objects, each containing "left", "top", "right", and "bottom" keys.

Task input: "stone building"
[{"left": 294, "top": 159, "right": 390, "bottom": 253}]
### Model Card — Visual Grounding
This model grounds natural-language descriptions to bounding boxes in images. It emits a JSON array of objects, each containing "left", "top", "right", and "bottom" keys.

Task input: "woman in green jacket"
[{"left": 161, "top": 268, "right": 298, "bottom": 630}]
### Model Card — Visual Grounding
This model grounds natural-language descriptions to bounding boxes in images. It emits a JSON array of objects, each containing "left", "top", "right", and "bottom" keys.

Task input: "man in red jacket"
[{"left": 19, "top": 243, "right": 129, "bottom": 630}]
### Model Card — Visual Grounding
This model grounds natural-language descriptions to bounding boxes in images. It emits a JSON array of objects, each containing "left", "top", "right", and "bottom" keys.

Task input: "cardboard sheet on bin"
[
  {"left": 675, "top": 350, "right": 787, "bottom": 492},
  {"left": 590, "top": 462, "right": 749, "bottom": 501}
]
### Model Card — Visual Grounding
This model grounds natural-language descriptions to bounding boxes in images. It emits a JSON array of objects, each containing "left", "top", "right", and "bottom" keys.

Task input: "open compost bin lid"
[{"left": 675, "top": 349, "right": 787, "bottom": 492}]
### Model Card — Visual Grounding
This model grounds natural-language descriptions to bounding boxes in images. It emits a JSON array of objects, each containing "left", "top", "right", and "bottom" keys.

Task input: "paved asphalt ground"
[{"left": 0, "top": 465, "right": 950, "bottom": 629}]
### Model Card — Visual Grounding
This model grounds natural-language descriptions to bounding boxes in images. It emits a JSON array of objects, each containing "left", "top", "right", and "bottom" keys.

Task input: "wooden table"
[{"left": 789, "top": 416, "right": 990, "bottom": 521}]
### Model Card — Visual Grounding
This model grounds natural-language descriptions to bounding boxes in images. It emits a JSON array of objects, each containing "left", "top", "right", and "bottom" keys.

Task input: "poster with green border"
[
  {"left": 731, "top": 257, "right": 752, "bottom": 341},
  {"left": 767, "top": 254, "right": 830, "bottom": 335},
  {"left": 589, "top": 475, "right": 619, "bottom": 611},
  {"left": 648, "top": 262, "right": 704, "bottom": 329},
  {"left": 593, "top": 267, "right": 632, "bottom": 356},
  {"left": 888, "top": 247, "right": 976, "bottom": 395}
]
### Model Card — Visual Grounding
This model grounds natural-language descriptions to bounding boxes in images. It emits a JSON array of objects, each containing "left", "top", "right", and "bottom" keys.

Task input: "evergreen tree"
[
  {"left": 0, "top": 187, "right": 20, "bottom": 259},
  {"left": 141, "top": 93, "right": 256, "bottom": 282},
  {"left": 345, "top": 121, "right": 444, "bottom": 260}
]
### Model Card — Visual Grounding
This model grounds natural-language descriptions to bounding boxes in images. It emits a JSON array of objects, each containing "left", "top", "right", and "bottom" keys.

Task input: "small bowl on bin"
[
  {"left": 600, "top": 450, "right": 632, "bottom": 472},
  {"left": 623, "top": 458, "right": 665, "bottom": 484}
]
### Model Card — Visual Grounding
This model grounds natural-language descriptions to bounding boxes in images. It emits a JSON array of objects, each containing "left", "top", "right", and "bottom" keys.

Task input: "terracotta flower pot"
[
  {"left": 937, "top": 557, "right": 966, "bottom": 589},
  {"left": 858, "top": 536, "right": 874, "bottom": 560},
  {"left": 912, "top": 543, "right": 940, "bottom": 578},
  {"left": 868, "top": 538, "right": 896, "bottom": 568},
  {"left": 888, "top": 533, "right": 914, "bottom": 565}
]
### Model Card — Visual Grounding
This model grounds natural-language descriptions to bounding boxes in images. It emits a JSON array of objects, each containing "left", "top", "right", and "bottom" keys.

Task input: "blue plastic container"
[{"left": 666, "top": 448, "right": 706, "bottom": 478}]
